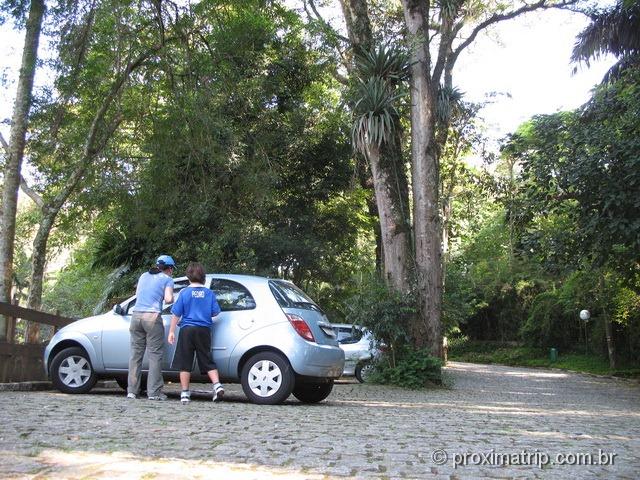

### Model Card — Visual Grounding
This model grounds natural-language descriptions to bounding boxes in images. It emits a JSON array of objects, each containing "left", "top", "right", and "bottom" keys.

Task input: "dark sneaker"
[
  {"left": 181, "top": 391, "right": 191, "bottom": 404},
  {"left": 212, "top": 384, "right": 224, "bottom": 402},
  {"left": 148, "top": 393, "right": 168, "bottom": 401}
]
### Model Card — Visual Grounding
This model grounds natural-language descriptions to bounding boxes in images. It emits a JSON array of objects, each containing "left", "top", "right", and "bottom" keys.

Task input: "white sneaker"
[
  {"left": 126, "top": 392, "right": 137, "bottom": 399},
  {"left": 181, "top": 390, "right": 191, "bottom": 404},
  {"left": 148, "top": 393, "right": 168, "bottom": 401},
  {"left": 212, "top": 383, "right": 224, "bottom": 402}
]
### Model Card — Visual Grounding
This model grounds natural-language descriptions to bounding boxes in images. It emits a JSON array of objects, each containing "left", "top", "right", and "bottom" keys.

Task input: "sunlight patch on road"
[
  {"left": 513, "top": 430, "right": 635, "bottom": 442},
  {"left": 455, "top": 404, "right": 640, "bottom": 418},
  {"left": 502, "top": 371, "right": 569, "bottom": 379},
  {"left": 332, "top": 399, "right": 453, "bottom": 409},
  {"left": 32, "top": 449, "right": 329, "bottom": 479}
]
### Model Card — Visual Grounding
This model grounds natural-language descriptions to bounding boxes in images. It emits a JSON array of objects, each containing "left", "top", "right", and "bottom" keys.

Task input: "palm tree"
[
  {"left": 572, "top": 0, "right": 640, "bottom": 81},
  {"left": 351, "top": 45, "right": 413, "bottom": 294}
]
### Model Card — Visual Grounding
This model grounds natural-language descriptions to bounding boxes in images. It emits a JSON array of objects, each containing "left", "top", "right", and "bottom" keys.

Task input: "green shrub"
[
  {"left": 343, "top": 272, "right": 417, "bottom": 357},
  {"left": 369, "top": 347, "right": 443, "bottom": 389},
  {"left": 447, "top": 334, "right": 470, "bottom": 351},
  {"left": 342, "top": 272, "right": 444, "bottom": 387},
  {"left": 520, "top": 291, "right": 578, "bottom": 349}
]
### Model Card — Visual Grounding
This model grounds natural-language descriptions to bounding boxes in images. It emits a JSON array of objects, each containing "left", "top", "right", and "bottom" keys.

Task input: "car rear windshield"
[
  {"left": 335, "top": 326, "right": 364, "bottom": 344},
  {"left": 269, "top": 280, "right": 322, "bottom": 313}
]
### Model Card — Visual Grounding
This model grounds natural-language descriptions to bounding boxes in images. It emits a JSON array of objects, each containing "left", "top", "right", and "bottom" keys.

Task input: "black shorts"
[{"left": 171, "top": 326, "right": 217, "bottom": 373}]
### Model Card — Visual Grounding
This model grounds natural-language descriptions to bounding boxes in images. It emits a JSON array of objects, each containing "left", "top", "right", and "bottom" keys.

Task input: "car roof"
[{"left": 173, "top": 273, "right": 293, "bottom": 291}]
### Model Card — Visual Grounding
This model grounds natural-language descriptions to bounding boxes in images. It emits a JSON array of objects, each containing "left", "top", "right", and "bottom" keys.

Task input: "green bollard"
[{"left": 549, "top": 348, "right": 558, "bottom": 362}]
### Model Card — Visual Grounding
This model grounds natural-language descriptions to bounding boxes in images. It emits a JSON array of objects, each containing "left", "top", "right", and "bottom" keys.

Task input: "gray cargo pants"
[{"left": 128, "top": 312, "right": 165, "bottom": 397}]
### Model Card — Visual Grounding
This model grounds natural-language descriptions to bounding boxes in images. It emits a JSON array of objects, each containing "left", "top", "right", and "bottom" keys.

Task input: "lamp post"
[{"left": 580, "top": 309, "right": 590, "bottom": 354}]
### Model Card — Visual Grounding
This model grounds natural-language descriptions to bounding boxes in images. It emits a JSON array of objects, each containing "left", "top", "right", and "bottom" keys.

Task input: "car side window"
[
  {"left": 124, "top": 300, "right": 135, "bottom": 315},
  {"left": 160, "top": 281, "right": 189, "bottom": 314},
  {"left": 210, "top": 279, "right": 256, "bottom": 311}
]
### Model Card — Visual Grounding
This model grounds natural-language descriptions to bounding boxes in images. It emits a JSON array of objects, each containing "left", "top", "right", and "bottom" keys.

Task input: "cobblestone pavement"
[{"left": 0, "top": 362, "right": 638, "bottom": 479}]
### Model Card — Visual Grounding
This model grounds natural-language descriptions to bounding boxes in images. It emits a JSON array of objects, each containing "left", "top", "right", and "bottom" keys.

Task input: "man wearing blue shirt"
[
  {"left": 168, "top": 262, "right": 224, "bottom": 403},
  {"left": 128, "top": 255, "right": 175, "bottom": 400}
]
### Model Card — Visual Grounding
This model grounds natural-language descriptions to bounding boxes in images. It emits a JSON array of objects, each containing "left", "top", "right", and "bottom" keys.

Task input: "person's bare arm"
[
  {"left": 168, "top": 315, "right": 180, "bottom": 345},
  {"left": 164, "top": 285, "right": 174, "bottom": 304}
]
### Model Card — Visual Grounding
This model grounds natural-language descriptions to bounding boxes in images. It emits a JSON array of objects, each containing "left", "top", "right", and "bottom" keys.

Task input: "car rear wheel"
[
  {"left": 355, "top": 362, "right": 374, "bottom": 383},
  {"left": 241, "top": 351, "right": 294, "bottom": 405},
  {"left": 50, "top": 346, "right": 97, "bottom": 394},
  {"left": 292, "top": 380, "right": 334, "bottom": 403}
]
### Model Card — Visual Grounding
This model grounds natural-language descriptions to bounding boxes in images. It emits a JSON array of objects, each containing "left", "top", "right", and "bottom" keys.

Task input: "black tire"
[
  {"left": 115, "top": 375, "right": 147, "bottom": 395},
  {"left": 292, "top": 380, "right": 334, "bottom": 403},
  {"left": 114, "top": 376, "right": 129, "bottom": 392},
  {"left": 115, "top": 376, "right": 128, "bottom": 391},
  {"left": 241, "top": 351, "right": 294, "bottom": 405},
  {"left": 50, "top": 346, "right": 97, "bottom": 394},
  {"left": 355, "top": 362, "right": 374, "bottom": 383}
]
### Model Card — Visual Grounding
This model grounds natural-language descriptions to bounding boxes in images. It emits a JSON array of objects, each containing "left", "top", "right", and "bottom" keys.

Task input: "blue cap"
[{"left": 156, "top": 255, "right": 176, "bottom": 269}]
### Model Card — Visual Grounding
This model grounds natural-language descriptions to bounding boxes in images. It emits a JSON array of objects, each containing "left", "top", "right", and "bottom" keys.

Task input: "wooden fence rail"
[{"left": 0, "top": 302, "right": 75, "bottom": 383}]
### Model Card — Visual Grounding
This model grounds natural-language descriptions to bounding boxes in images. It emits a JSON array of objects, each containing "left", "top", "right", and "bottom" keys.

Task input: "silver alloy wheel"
[
  {"left": 360, "top": 363, "right": 374, "bottom": 380},
  {"left": 356, "top": 362, "right": 375, "bottom": 383},
  {"left": 58, "top": 355, "right": 92, "bottom": 387},
  {"left": 247, "top": 359, "right": 282, "bottom": 397}
]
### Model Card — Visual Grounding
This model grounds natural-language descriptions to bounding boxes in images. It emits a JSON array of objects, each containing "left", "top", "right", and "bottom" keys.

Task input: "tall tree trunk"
[
  {"left": 368, "top": 139, "right": 412, "bottom": 293},
  {"left": 603, "top": 314, "right": 617, "bottom": 370},
  {"left": 599, "top": 274, "right": 617, "bottom": 370},
  {"left": 441, "top": 196, "right": 452, "bottom": 284},
  {"left": 340, "top": 0, "right": 382, "bottom": 272},
  {"left": 402, "top": 0, "right": 443, "bottom": 358},
  {"left": 339, "top": 0, "right": 373, "bottom": 52},
  {"left": 22, "top": 45, "right": 158, "bottom": 341},
  {"left": 0, "top": 0, "right": 45, "bottom": 340},
  {"left": 355, "top": 156, "right": 383, "bottom": 272},
  {"left": 341, "top": 0, "right": 413, "bottom": 292},
  {"left": 24, "top": 211, "right": 54, "bottom": 343}
]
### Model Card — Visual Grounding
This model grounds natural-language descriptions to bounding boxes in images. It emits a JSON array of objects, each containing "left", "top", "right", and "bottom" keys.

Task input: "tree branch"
[
  {"left": 19, "top": 176, "right": 45, "bottom": 208},
  {"left": 0, "top": 131, "right": 44, "bottom": 208},
  {"left": 0, "top": 131, "right": 8, "bottom": 153},
  {"left": 47, "top": 44, "right": 163, "bottom": 215},
  {"left": 433, "top": 8, "right": 459, "bottom": 89},
  {"left": 306, "top": 0, "right": 350, "bottom": 44},
  {"left": 450, "top": 1, "right": 580, "bottom": 68},
  {"left": 305, "top": 0, "right": 351, "bottom": 83}
]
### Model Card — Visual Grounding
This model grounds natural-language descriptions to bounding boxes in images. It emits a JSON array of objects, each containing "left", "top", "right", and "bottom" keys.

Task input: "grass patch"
[{"left": 449, "top": 341, "right": 640, "bottom": 378}]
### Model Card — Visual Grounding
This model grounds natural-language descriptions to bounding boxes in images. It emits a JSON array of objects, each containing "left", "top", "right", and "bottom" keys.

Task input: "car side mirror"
[{"left": 113, "top": 304, "right": 125, "bottom": 315}]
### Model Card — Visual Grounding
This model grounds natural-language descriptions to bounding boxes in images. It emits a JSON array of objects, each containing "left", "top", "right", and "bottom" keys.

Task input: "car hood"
[{"left": 56, "top": 312, "right": 110, "bottom": 335}]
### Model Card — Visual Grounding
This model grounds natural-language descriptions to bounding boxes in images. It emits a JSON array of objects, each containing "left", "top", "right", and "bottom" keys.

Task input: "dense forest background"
[{"left": 1, "top": 0, "right": 638, "bottom": 374}]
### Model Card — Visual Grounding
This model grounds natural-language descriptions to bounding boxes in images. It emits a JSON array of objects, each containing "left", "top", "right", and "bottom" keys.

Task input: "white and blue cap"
[{"left": 156, "top": 255, "right": 176, "bottom": 269}]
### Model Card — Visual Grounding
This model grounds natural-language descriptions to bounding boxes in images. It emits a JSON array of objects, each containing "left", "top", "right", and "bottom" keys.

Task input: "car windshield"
[{"left": 269, "top": 280, "right": 323, "bottom": 313}]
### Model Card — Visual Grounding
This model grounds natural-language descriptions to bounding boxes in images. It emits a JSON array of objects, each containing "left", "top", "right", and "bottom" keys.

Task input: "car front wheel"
[
  {"left": 50, "top": 346, "right": 97, "bottom": 394},
  {"left": 241, "top": 351, "right": 294, "bottom": 405},
  {"left": 292, "top": 380, "right": 334, "bottom": 403}
]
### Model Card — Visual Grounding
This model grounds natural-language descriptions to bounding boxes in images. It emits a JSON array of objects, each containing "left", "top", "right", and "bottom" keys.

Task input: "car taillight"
[{"left": 286, "top": 313, "right": 315, "bottom": 342}]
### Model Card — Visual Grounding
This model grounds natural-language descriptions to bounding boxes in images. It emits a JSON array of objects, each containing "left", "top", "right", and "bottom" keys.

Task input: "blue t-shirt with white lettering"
[
  {"left": 132, "top": 271, "right": 174, "bottom": 313},
  {"left": 171, "top": 285, "right": 221, "bottom": 328}
]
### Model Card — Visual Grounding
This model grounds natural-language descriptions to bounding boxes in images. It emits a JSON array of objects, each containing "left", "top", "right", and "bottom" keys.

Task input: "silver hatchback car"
[
  {"left": 44, "top": 274, "right": 344, "bottom": 404},
  {"left": 333, "top": 323, "right": 381, "bottom": 383}
]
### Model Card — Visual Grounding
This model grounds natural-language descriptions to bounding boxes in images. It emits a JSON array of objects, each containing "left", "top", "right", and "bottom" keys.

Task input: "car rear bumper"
[{"left": 289, "top": 342, "right": 345, "bottom": 379}]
